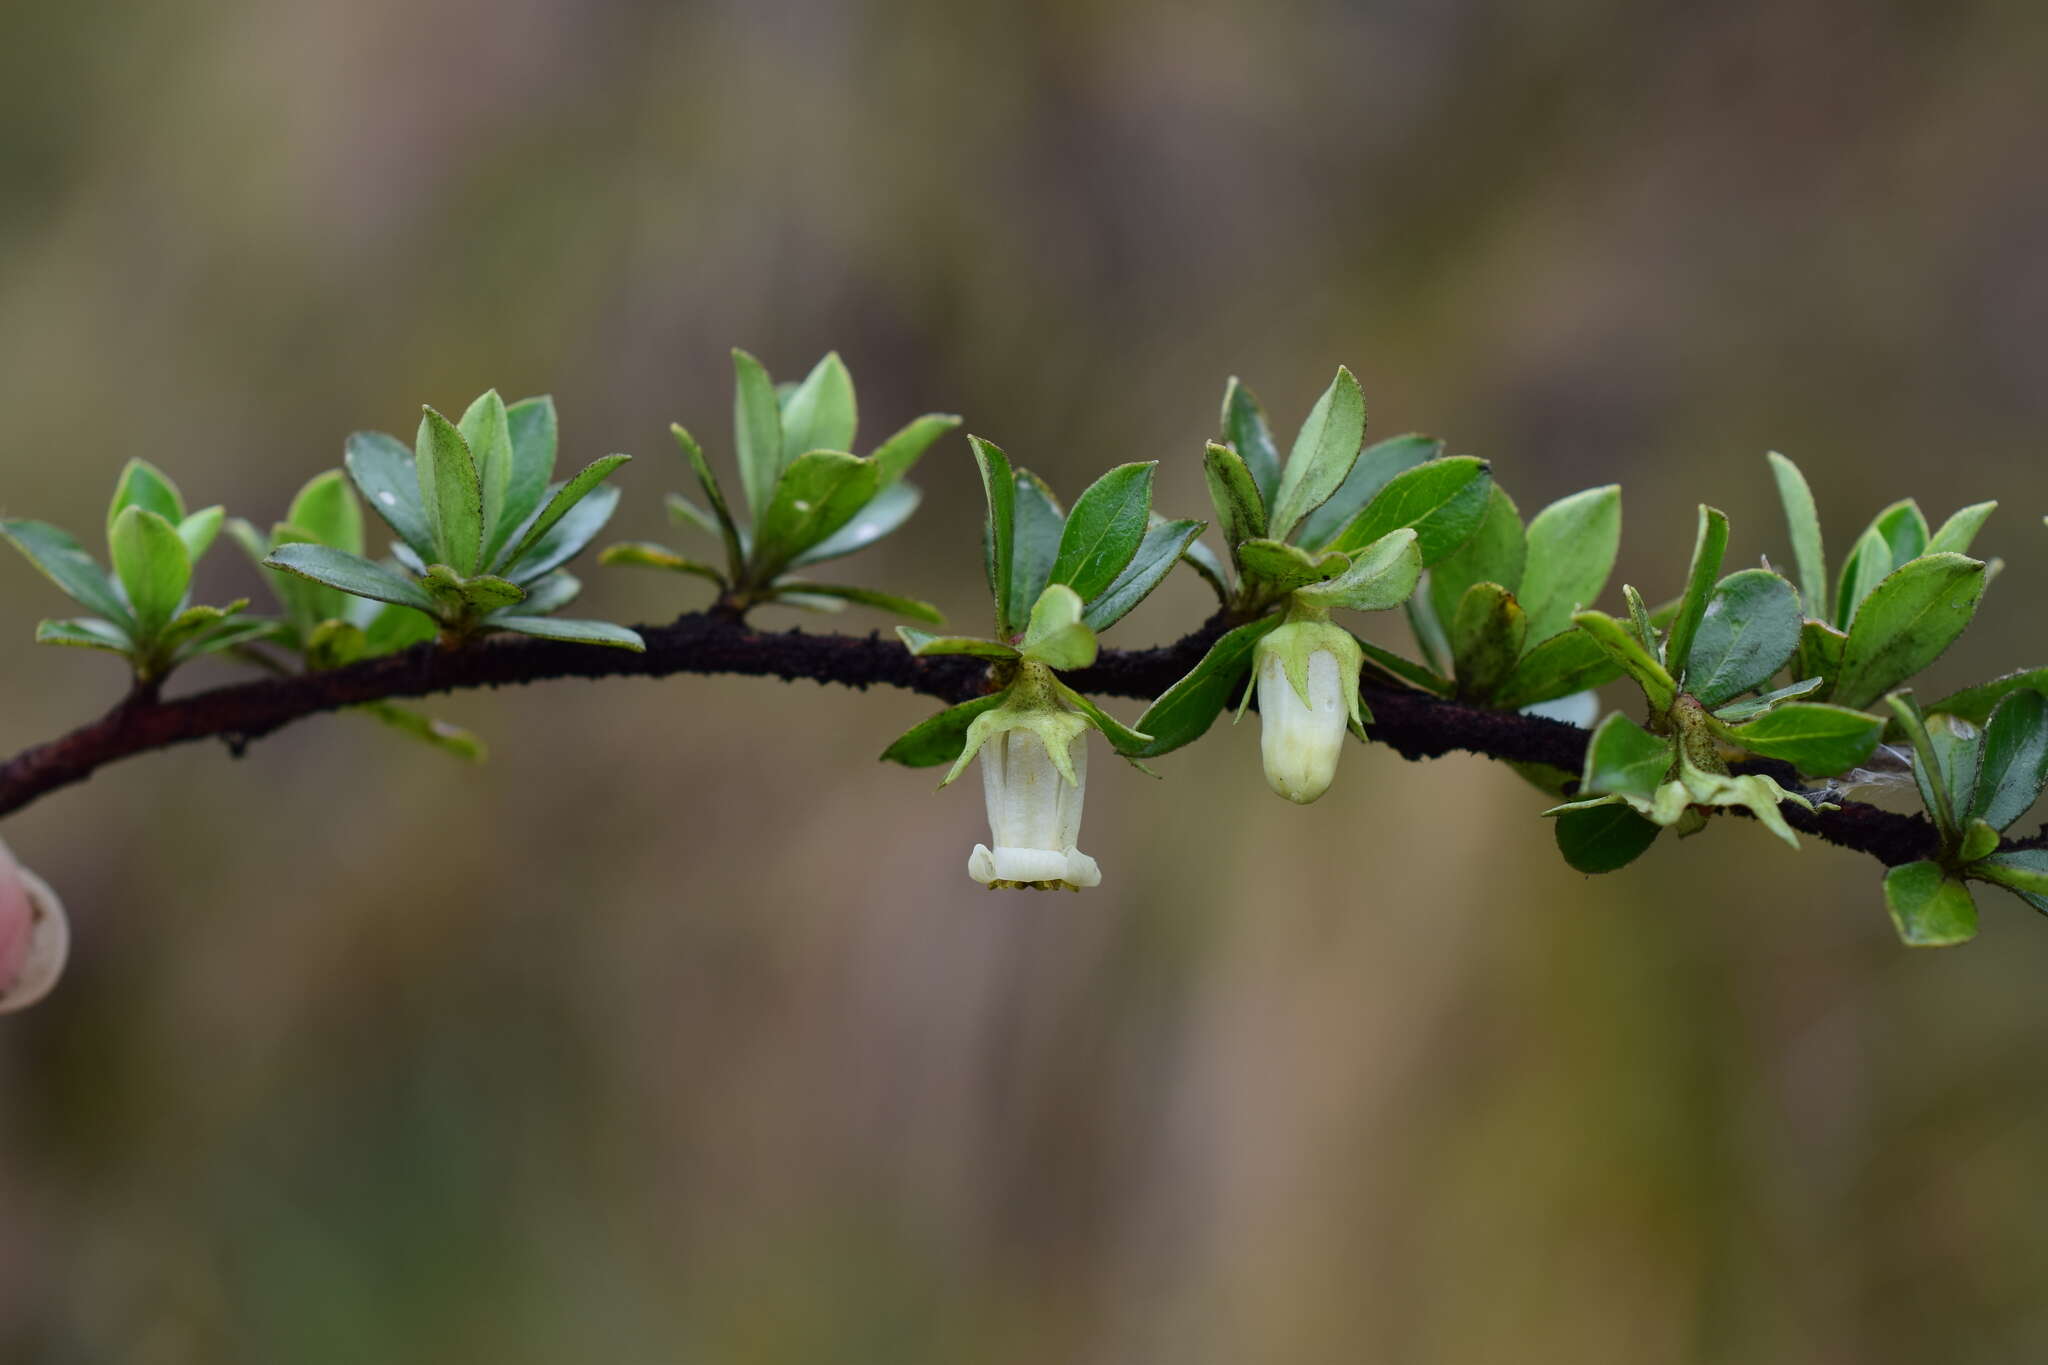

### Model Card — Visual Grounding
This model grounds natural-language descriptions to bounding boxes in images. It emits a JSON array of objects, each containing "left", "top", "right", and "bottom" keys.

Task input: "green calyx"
[
  {"left": 1245, "top": 606, "right": 1369, "bottom": 735},
  {"left": 941, "top": 661, "right": 1089, "bottom": 788}
]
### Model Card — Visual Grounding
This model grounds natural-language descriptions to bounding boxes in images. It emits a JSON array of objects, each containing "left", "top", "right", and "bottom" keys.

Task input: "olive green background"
[{"left": 4, "top": 1, "right": 2048, "bottom": 1360}]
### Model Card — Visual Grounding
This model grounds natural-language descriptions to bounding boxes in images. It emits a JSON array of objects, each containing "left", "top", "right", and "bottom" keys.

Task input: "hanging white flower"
[
  {"left": 1249, "top": 617, "right": 1366, "bottom": 804},
  {"left": 0, "top": 838, "right": 69, "bottom": 1014},
  {"left": 968, "top": 725, "right": 1101, "bottom": 890}
]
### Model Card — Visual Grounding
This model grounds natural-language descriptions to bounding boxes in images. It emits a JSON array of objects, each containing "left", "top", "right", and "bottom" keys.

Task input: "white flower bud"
[
  {"left": 1251, "top": 618, "right": 1365, "bottom": 804},
  {"left": 969, "top": 727, "right": 1101, "bottom": 891},
  {"left": 0, "top": 839, "right": 68, "bottom": 1015}
]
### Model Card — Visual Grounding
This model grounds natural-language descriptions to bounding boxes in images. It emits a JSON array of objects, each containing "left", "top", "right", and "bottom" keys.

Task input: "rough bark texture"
[{"left": 0, "top": 611, "right": 1955, "bottom": 867}]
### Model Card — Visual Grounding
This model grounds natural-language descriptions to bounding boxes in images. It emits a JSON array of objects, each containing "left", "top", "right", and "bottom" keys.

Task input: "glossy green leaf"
[
  {"left": 1959, "top": 819, "right": 2001, "bottom": 864},
  {"left": 35, "top": 617, "right": 133, "bottom": 654},
  {"left": 0, "top": 519, "right": 131, "bottom": 624},
  {"left": 266, "top": 542, "right": 436, "bottom": 613},
  {"left": 458, "top": 389, "right": 513, "bottom": 545},
  {"left": 1005, "top": 470, "right": 1064, "bottom": 633},
  {"left": 1884, "top": 861, "right": 1978, "bottom": 947},
  {"left": 499, "top": 395, "right": 559, "bottom": 561},
  {"left": 415, "top": 406, "right": 484, "bottom": 574},
  {"left": 870, "top": 414, "right": 960, "bottom": 486},
  {"left": 1358, "top": 637, "right": 1452, "bottom": 696},
  {"left": 1085, "top": 518, "right": 1203, "bottom": 630},
  {"left": 109, "top": 506, "right": 191, "bottom": 639},
  {"left": 1708, "top": 676, "right": 1823, "bottom": 722},
  {"left": 771, "top": 582, "right": 942, "bottom": 624},
  {"left": 1492, "top": 627, "right": 1623, "bottom": 710},
  {"left": 1970, "top": 690, "right": 2048, "bottom": 830},
  {"left": 288, "top": 471, "right": 365, "bottom": 556},
  {"left": 1048, "top": 462, "right": 1155, "bottom": 604},
  {"left": 1831, "top": 553, "right": 1987, "bottom": 710},
  {"left": 1833, "top": 523, "right": 1893, "bottom": 630},
  {"left": 1924, "top": 667, "right": 2048, "bottom": 727},
  {"left": 896, "top": 628, "right": 1018, "bottom": 660},
  {"left": 108, "top": 460, "right": 184, "bottom": 540},
  {"left": 1926, "top": 501, "right": 1996, "bottom": 558},
  {"left": 1661, "top": 505, "right": 1729, "bottom": 679},
  {"left": 672, "top": 424, "right": 747, "bottom": 578},
  {"left": 1426, "top": 484, "right": 1523, "bottom": 632},
  {"left": 502, "top": 455, "right": 632, "bottom": 574},
  {"left": 1518, "top": 485, "right": 1621, "bottom": 645},
  {"left": 1269, "top": 365, "right": 1365, "bottom": 542},
  {"left": 1869, "top": 499, "right": 1930, "bottom": 567},
  {"left": 788, "top": 481, "right": 923, "bottom": 570},
  {"left": 490, "top": 615, "right": 645, "bottom": 651},
  {"left": 1800, "top": 618, "right": 1847, "bottom": 687},
  {"left": 1712, "top": 702, "right": 1883, "bottom": 775},
  {"left": 1236, "top": 539, "right": 1349, "bottom": 594},
  {"left": 1294, "top": 434, "right": 1443, "bottom": 552},
  {"left": 1449, "top": 582, "right": 1526, "bottom": 700},
  {"left": 1220, "top": 377, "right": 1283, "bottom": 510},
  {"left": 1681, "top": 568, "right": 1802, "bottom": 707},
  {"left": 176, "top": 506, "right": 224, "bottom": 563},
  {"left": 1295, "top": 528, "right": 1420, "bottom": 613},
  {"left": 778, "top": 352, "right": 857, "bottom": 467},
  {"left": 1135, "top": 618, "right": 1283, "bottom": 757},
  {"left": 1020, "top": 584, "right": 1097, "bottom": 670},
  {"left": 1971, "top": 849, "right": 2048, "bottom": 914},
  {"left": 1574, "top": 609, "right": 1678, "bottom": 712},
  {"left": 1202, "top": 441, "right": 1268, "bottom": 562},
  {"left": 880, "top": 693, "right": 1008, "bottom": 768},
  {"left": 1766, "top": 451, "right": 1828, "bottom": 620},
  {"left": 1554, "top": 802, "right": 1661, "bottom": 874},
  {"left": 1581, "top": 713, "right": 1673, "bottom": 801},
  {"left": 600, "top": 541, "right": 726, "bottom": 585},
  {"left": 460, "top": 575, "right": 525, "bottom": 611},
  {"left": 731, "top": 348, "right": 784, "bottom": 518},
  {"left": 972, "top": 437, "right": 1017, "bottom": 635},
  {"left": 507, "top": 484, "right": 621, "bottom": 584},
  {"left": 1886, "top": 692, "right": 1963, "bottom": 837},
  {"left": 1328, "top": 456, "right": 1491, "bottom": 567},
  {"left": 345, "top": 429, "right": 436, "bottom": 559},
  {"left": 750, "top": 451, "right": 880, "bottom": 579},
  {"left": 511, "top": 570, "right": 580, "bottom": 616}
]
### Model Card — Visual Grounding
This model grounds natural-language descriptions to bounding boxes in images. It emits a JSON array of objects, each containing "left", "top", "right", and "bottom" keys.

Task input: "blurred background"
[{"left": 2, "top": 0, "right": 2047, "bottom": 1359}]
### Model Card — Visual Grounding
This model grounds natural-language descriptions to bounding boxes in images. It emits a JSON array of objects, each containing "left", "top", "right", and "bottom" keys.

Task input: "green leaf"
[
  {"left": 1448, "top": 582, "right": 1526, "bottom": 700},
  {"left": 1293, "top": 433, "right": 1443, "bottom": 552},
  {"left": 1971, "top": 849, "right": 2048, "bottom": 913},
  {"left": 171, "top": 617, "right": 277, "bottom": 663},
  {"left": 108, "top": 460, "right": 186, "bottom": 540},
  {"left": 1269, "top": 366, "right": 1366, "bottom": 542},
  {"left": 1134, "top": 618, "right": 1284, "bottom": 758},
  {"left": 778, "top": 352, "right": 857, "bottom": 469},
  {"left": 1327, "top": 456, "right": 1491, "bottom": 567},
  {"left": 1883, "top": 861, "right": 1979, "bottom": 947},
  {"left": 1924, "top": 667, "right": 2048, "bottom": 727},
  {"left": 1681, "top": 569, "right": 1802, "bottom": 707},
  {"left": 508, "top": 484, "right": 621, "bottom": 584},
  {"left": 1766, "top": 451, "right": 1829, "bottom": 620},
  {"left": 1574, "top": 609, "right": 1677, "bottom": 712},
  {"left": 746, "top": 450, "right": 880, "bottom": 581},
  {"left": 672, "top": 424, "right": 747, "bottom": 579},
  {"left": 731, "top": 348, "right": 784, "bottom": 518},
  {"left": 1926, "top": 501, "right": 1996, "bottom": 558},
  {"left": 415, "top": 406, "right": 484, "bottom": 574},
  {"left": 971, "top": 437, "right": 1017, "bottom": 636},
  {"left": 771, "top": 582, "right": 941, "bottom": 624},
  {"left": 788, "top": 481, "right": 922, "bottom": 569},
  {"left": 458, "top": 389, "right": 513, "bottom": 548},
  {"left": 870, "top": 414, "right": 960, "bottom": 486},
  {"left": 881, "top": 693, "right": 1008, "bottom": 767},
  {"left": 360, "top": 702, "right": 487, "bottom": 761},
  {"left": 35, "top": 617, "right": 133, "bottom": 654},
  {"left": 266, "top": 542, "right": 437, "bottom": 613},
  {"left": 896, "top": 628, "right": 1018, "bottom": 660},
  {"left": 1708, "top": 676, "right": 1823, "bottom": 722},
  {"left": 1084, "top": 518, "right": 1203, "bottom": 631},
  {"left": 1969, "top": 690, "right": 2048, "bottom": 831},
  {"left": 1493, "top": 626, "right": 1624, "bottom": 709},
  {"left": 499, "top": 395, "right": 559, "bottom": 561},
  {"left": 599, "top": 541, "right": 727, "bottom": 585},
  {"left": 1220, "top": 377, "right": 1283, "bottom": 510},
  {"left": 666, "top": 492, "right": 720, "bottom": 538},
  {"left": 287, "top": 471, "right": 365, "bottom": 555},
  {"left": 1959, "top": 819, "right": 2001, "bottom": 863},
  {"left": 0, "top": 518, "right": 131, "bottom": 624},
  {"left": 1048, "top": 462, "right": 1155, "bottom": 604},
  {"left": 1833, "top": 523, "right": 1894, "bottom": 630},
  {"left": 1712, "top": 702, "right": 1883, "bottom": 775},
  {"left": 1020, "top": 584, "right": 1097, "bottom": 670},
  {"left": 1801, "top": 618, "right": 1847, "bottom": 686},
  {"left": 1202, "top": 441, "right": 1268, "bottom": 561},
  {"left": 1518, "top": 485, "right": 1621, "bottom": 646},
  {"left": 1182, "top": 538, "right": 1230, "bottom": 601},
  {"left": 1295, "top": 526, "right": 1420, "bottom": 614},
  {"left": 1426, "top": 484, "right": 1524, "bottom": 631},
  {"left": 109, "top": 506, "right": 191, "bottom": 639},
  {"left": 1869, "top": 499, "right": 1930, "bottom": 567},
  {"left": 1005, "top": 470, "right": 1064, "bottom": 634},
  {"left": 1831, "top": 553, "right": 1987, "bottom": 710},
  {"left": 1661, "top": 505, "right": 1730, "bottom": 680},
  {"left": 1581, "top": 713, "right": 1673, "bottom": 801},
  {"left": 1051, "top": 678, "right": 1152, "bottom": 757},
  {"left": 1554, "top": 802, "right": 1661, "bottom": 874},
  {"left": 490, "top": 615, "right": 645, "bottom": 651},
  {"left": 1358, "top": 637, "right": 1452, "bottom": 696},
  {"left": 176, "top": 506, "right": 224, "bottom": 563},
  {"left": 514, "top": 570, "right": 581, "bottom": 616},
  {"left": 460, "top": 575, "right": 525, "bottom": 611},
  {"left": 1886, "top": 692, "right": 1964, "bottom": 838},
  {"left": 502, "top": 455, "right": 633, "bottom": 574},
  {"left": 345, "top": 430, "right": 436, "bottom": 559},
  {"left": 1236, "top": 539, "right": 1349, "bottom": 594}
]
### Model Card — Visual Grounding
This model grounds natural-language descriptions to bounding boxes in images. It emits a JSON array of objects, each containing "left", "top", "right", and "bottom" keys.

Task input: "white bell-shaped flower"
[
  {"left": 0, "top": 839, "right": 69, "bottom": 1014},
  {"left": 969, "top": 727, "right": 1101, "bottom": 890},
  {"left": 1252, "top": 618, "right": 1365, "bottom": 805}
]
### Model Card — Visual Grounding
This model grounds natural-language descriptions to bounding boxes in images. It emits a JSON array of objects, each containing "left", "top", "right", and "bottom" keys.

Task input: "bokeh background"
[{"left": 3, "top": 0, "right": 2047, "bottom": 1359}]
